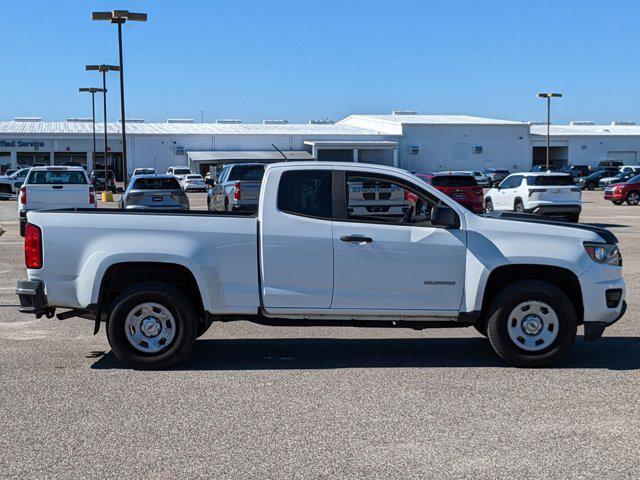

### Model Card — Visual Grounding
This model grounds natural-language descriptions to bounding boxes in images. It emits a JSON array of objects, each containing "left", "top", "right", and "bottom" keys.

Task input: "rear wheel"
[
  {"left": 567, "top": 213, "right": 580, "bottom": 223},
  {"left": 223, "top": 197, "right": 229, "bottom": 212},
  {"left": 106, "top": 282, "right": 197, "bottom": 370},
  {"left": 485, "top": 198, "right": 493, "bottom": 213},
  {"left": 514, "top": 199, "right": 525, "bottom": 213},
  {"left": 627, "top": 191, "right": 640, "bottom": 206},
  {"left": 486, "top": 279, "right": 577, "bottom": 367}
]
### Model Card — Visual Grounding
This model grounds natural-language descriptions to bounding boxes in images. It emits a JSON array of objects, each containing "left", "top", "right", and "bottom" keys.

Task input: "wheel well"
[
  {"left": 514, "top": 197, "right": 523, "bottom": 206},
  {"left": 481, "top": 264, "right": 584, "bottom": 325},
  {"left": 99, "top": 262, "right": 205, "bottom": 322}
]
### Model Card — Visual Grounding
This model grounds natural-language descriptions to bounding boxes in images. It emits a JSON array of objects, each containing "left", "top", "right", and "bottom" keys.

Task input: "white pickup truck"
[
  {"left": 18, "top": 166, "right": 96, "bottom": 236},
  {"left": 16, "top": 162, "right": 626, "bottom": 369}
]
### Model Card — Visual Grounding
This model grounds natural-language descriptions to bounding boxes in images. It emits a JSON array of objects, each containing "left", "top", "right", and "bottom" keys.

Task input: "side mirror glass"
[{"left": 430, "top": 204, "right": 459, "bottom": 228}]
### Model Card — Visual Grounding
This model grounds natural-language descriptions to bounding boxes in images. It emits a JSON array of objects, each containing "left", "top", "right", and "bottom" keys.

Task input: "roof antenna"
[{"left": 271, "top": 143, "right": 287, "bottom": 161}]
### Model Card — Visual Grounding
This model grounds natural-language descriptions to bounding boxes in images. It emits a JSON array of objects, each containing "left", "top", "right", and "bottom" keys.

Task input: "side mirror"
[
  {"left": 430, "top": 204, "right": 459, "bottom": 228},
  {"left": 116, "top": 187, "right": 124, "bottom": 193}
]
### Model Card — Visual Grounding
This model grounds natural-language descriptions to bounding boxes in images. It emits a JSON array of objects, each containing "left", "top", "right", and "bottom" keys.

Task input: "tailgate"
[
  {"left": 239, "top": 181, "right": 262, "bottom": 202},
  {"left": 26, "top": 184, "right": 90, "bottom": 209},
  {"left": 533, "top": 186, "right": 581, "bottom": 204}
]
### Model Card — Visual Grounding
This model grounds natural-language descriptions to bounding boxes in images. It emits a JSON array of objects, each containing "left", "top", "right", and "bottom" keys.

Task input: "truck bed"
[{"left": 26, "top": 208, "right": 260, "bottom": 314}]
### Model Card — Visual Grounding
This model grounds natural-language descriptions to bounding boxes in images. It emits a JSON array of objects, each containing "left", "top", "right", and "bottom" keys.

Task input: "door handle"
[{"left": 340, "top": 234, "right": 373, "bottom": 243}]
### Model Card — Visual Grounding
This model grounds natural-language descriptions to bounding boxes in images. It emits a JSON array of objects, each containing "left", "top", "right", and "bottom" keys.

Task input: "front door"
[{"left": 331, "top": 171, "right": 466, "bottom": 313}]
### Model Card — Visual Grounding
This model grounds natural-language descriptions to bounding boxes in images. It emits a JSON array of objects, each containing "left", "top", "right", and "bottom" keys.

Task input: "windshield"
[
  {"left": 132, "top": 177, "right": 180, "bottom": 190},
  {"left": 526, "top": 175, "right": 574, "bottom": 186},
  {"left": 186, "top": 174, "right": 202, "bottom": 180},
  {"left": 431, "top": 175, "right": 478, "bottom": 187},
  {"left": 228, "top": 165, "right": 264, "bottom": 181},
  {"left": 628, "top": 174, "right": 640, "bottom": 184},
  {"left": 28, "top": 170, "right": 87, "bottom": 185},
  {"left": 172, "top": 168, "right": 191, "bottom": 175}
]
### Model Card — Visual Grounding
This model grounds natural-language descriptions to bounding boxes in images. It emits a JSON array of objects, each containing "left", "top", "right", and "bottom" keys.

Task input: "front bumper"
[
  {"left": 604, "top": 190, "right": 624, "bottom": 201},
  {"left": 584, "top": 301, "right": 627, "bottom": 341},
  {"left": 16, "top": 280, "right": 50, "bottom": 317}
]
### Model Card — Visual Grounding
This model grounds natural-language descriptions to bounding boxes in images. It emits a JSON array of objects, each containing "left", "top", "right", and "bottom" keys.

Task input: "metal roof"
[
  {"left": 303, "top": 140, "right": 398, "bottom": 148},
  {"left": 531, "top": 124, "right": 640, "bottom": 137},
  {"left": 0, "top": 121, "right": 380, "bottom": 136},
  {"left": 340, "top": 114, "right": 525, "bottom": 126}
]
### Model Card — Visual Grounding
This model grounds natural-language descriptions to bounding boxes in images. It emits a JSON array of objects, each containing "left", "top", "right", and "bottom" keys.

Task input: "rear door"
[
  {"left": 26, "top": 169, "right": 90, "bottom": 209},
  {"left": 260, "top": 168, "right": 335, "bottom": 310},
  {"left": 331, "top": 171, "right": 466, "bottom": 313}
]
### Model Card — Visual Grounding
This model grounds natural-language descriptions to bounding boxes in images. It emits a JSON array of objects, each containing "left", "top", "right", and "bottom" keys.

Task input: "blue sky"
[{"left": 1, "top": 0, "right": 638, "bottom": 124}]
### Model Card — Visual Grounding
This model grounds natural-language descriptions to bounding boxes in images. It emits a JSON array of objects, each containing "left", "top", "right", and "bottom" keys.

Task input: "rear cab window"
[
  {"left": 28, "top": 170, "right": 87, "bottom": 185},
  {"left": 277, "top": 170, "right": 332, "bottom": 218},
  {"left": 229, "top": 165, "right": 265, "bottom": 182}
]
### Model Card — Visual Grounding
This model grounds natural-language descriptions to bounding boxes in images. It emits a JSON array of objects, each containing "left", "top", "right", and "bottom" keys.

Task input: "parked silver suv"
[
  {"left": 119, "top": 175, "right": 189, "bottom": 211},
  {"left": 207, "top": 163, "right": 265, "bottom": 212}
]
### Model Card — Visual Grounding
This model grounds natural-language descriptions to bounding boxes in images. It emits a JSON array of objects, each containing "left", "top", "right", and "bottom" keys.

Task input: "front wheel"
[
  {"left": 612, "top": 200, "right": 623, "bottom": 206},
  {"left": 486, "top": 279, "right": 577, "bottom": 367},
  {"left": 586, "top": 182, "right": 596, "bottom": 190},
  {"left": 514, "top": 199, "right": 525, "bottom": 213},
  {"left": 106, "top": 282, "right": 197, "bottom": 370},
  {"left": 627, "top": 191, "right": 640, "bottom": 206}
]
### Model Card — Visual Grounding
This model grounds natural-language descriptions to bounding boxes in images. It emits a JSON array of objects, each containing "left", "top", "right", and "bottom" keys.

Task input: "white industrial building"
[{"left": 2, "top": 112, "right": 640, "bottom": 178}]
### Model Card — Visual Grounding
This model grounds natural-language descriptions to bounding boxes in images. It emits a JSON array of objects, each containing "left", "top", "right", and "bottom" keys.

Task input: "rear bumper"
[
  {"left": 124, "top": 204, "right": 189, "bottom": 211},
  {"left": 526, "top": 204, "right": 581, "bottom": 216},
  {"left": 16, "top": 280, "right": 49, "bottom": 316}
]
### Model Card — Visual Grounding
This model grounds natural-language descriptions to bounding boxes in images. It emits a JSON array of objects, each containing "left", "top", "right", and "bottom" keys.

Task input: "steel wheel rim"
[
  {"left": 124, "top": 302, "right": 176, "bottom": 354},
  {"left": 506, "top": 300, "right": 559, "bottom": 352}
]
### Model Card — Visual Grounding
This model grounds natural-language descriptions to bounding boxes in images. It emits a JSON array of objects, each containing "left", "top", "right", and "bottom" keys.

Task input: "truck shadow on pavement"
[{"left": 91, "top": 335, "right": 640, "bottom": 371}]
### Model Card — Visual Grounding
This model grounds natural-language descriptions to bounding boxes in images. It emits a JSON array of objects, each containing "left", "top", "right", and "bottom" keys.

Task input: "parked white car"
[
  {"left": 16, "top": 162, "right": 625, "bottom": 370},
  {"left": 485, "top": 172, "right": 582, "bottom": 222},
  {"left": 18, "top": 166, "right": 95, "bottom": 236},
  {"left": 0, "top": 167, "right": 31, "bottom": 200},
  {"left": 166, "top": 166, "right": 192, "bottom": 181},
  {"left": 180, "top": 174, "right": 206, "bottom": 192}
]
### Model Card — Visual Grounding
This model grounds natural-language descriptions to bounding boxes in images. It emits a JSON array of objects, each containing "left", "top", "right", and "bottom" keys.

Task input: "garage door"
[{"left": 607, "top": 151, "right": 637, "bottom": 164}]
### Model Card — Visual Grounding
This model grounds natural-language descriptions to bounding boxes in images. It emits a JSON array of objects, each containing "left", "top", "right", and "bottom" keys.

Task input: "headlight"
[{"left": 583, "top": 242, "right": 622, "bottom": 266}]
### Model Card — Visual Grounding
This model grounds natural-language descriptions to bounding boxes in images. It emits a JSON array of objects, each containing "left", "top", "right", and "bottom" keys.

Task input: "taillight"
[
  {"left": 528, "top": 188, "right": 547, "bottom": 197},
  {"left": 233, "top": 182, "right": 241, "bottom": 200},
  {"left": 24, "top": 223, "right": 42, "bottom": 269},
  {"left": 20, "top": 186, "right": 26, "bottom": 204},
  {"left": 89, "top": 186, "right": 95, "bottom": 204}
]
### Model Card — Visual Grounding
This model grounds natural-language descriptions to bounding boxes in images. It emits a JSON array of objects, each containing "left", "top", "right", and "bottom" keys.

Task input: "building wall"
[
  {"left": 532, "top": 136, "right": 640, "bottom": 166},
  {"left": 398, "top": 124, "right": 531, "bottom": 173}
]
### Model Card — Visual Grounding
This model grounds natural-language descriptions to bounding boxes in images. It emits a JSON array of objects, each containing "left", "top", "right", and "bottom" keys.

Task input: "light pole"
[
  {"left": 537, "top": 92, "right": 562, "bottom": 170},
  {"left": 78, "top": 87, "right": 106, "bottom": 172},
  {"left": 86, "top": 65, "right": 119, "bottom": 201},
  {"left": 92, "top": 10, "right": 147, "bottom": 188}
]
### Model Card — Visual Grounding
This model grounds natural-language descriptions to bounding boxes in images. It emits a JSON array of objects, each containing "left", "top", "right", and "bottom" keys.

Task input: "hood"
[
  {"left": 607, "top": 182, "right": 625, "bottom": 188},
  {"left": 482, "top": 211, "right": 618, "bottom": 244}
]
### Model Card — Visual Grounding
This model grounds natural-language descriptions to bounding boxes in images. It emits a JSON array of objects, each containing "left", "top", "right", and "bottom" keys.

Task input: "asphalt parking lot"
[{"left": 1, "top": 191, "right": 639, "bottom": 479}]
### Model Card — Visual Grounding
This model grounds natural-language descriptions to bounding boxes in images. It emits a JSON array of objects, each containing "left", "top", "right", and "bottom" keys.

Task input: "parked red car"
[
  {"left": 603, "top": 174, "right": 640, "bottom": 205},
  {"left": 410, "top": 172, "right": 485, "bottom": 213}
]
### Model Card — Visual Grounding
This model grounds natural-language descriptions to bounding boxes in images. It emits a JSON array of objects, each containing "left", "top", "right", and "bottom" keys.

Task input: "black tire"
[
  {"left": 626, "top": 190, "right": 640, "bottom": 206},
  {"left": 223, "top": 197, "right": 229, "bottom": 212},
  {"left": 106, "top": 282, "right": 197, "bottom": 370},
  {"left": 514, "top": 199, "right": 525, "bottom": 213},
  {"left": 586, "top": 182, "right": 596, "bottom": 191},
  {"left": 612, "top": 200, "right": 623, "bottom": 206},
  {"left": 567, "top": 213, "right": 580, "bottom": 223},
  {"left": 485, "top": 198, "right": 493, "bottom": 213},
  {"left": 486, "top": 279, "right": 577, "bottom": 367},
  {"left": 206, "top": 196, "right": 211, "bottom": 211},
  {"left": 19, "top": 219, "right": 26, "bottom": 237}
]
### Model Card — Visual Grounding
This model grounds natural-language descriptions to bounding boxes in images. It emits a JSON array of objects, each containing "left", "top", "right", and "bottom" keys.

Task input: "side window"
[
  {"left": 277, "top": 170, "right": 332, "bottom": 219},
  {"left": 345, "top": 173, "right": 440, "bottom": 226}
]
